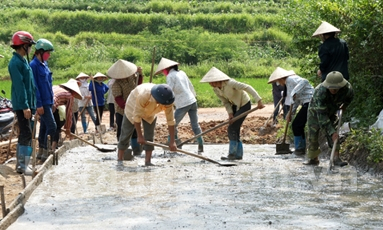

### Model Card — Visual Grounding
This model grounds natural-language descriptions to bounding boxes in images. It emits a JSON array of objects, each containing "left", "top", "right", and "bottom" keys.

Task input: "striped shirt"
[{"left": 53, "top": 86, "right": 73, "bottom": 131}]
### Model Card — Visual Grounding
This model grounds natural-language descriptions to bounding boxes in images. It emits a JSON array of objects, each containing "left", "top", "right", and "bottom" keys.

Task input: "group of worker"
[{"left": 7, "top": 20, "right": 352, "bottom": 171}]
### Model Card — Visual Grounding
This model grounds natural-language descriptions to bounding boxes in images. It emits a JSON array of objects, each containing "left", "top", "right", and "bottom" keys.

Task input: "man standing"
[
  {"left": 313, "top": 21, "right": 349, "bottom": 82},
  {"left": 8, "top": 31, "right": 36, "bottom": 175},
  {"left": 304, "top": 71, "right": 354, "bottom": 166}
]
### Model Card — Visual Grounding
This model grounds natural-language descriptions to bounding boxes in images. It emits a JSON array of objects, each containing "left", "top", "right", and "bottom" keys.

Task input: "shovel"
[
  {"left": 145, "top": 141, "right": 237, "bottom": 167},
  {"left": 276, "top": 105, "right": 293, "bottom": 155},
  {"left": 259, "top": 97, "right": 283, "bottom": 135},
  {"left": 63, "top": 129, "right": 116, "bottom": 152},
  {"left": 177, "top": 107, "right": 259, "bottom": 147},
  {"left": 329, "top": 109, "right": 344, "bottom": 172}
]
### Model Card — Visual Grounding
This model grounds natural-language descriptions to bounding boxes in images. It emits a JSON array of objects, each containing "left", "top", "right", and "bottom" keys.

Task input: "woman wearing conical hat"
[
  {"left": 268, "top": 67, "right": 314, "bottom": 156},
  {"left": 200, "top": 67, "right": 265, "bottom": 160},
  {"left": 312, "top": 21, "right": 349, "bottom": 82},
  {"left": 154, "top": 57, "right": 204, "bottom": 154},
  {"left": 107, "top": 59, "right": 144, "bottom": 157}
]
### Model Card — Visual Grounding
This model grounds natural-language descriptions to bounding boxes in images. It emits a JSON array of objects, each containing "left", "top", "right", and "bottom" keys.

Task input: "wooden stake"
[{"left": 0, "top": 185, "right": 8, "bottom": 217}]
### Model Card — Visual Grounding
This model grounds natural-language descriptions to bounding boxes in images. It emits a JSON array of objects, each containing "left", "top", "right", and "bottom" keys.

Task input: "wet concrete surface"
[{"left": 8, "top": 144, "right": 383, "bottom": 230}]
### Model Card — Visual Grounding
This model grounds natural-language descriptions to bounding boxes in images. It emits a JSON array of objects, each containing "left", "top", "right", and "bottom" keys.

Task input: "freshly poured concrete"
[{"left": 8, "top": 144, "right": 383, "bottom": 229}]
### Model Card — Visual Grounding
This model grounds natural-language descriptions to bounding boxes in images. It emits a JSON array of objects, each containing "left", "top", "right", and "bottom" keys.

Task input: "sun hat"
[
  {"left": 93, "top": 72, "right": 107, "bottom": 80},
  {"left": 322, "top": 71, "right": 348, "bottom": 89},
  {"left": 154, "top": 58, "right": 179, "bottom": 75},
  {"left": 267, "top": 67, "right": 296, "bottom": 84},
  {"left": 59, "top": 79, "right": 83, "bottom": 99},
  {"left": 107, "top": 59, "right": 137, "bottom": 79},
  {"left": 312, "top": 21, "right": 341, "bottom": 37},
  {"left": 200, "top": 67, "right": 230, "bottom": 83},
  {"left": 151, "top": 84, "right": 175, "bottom": 105},
  {"left": 75, "top": 72, "right": 89, "bottom": 79}
]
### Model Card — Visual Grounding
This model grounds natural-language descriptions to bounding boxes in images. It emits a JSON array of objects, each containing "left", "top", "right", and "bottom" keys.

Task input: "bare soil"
[{"left": 0, "top": 104, "right": 280, "bottom": 217}]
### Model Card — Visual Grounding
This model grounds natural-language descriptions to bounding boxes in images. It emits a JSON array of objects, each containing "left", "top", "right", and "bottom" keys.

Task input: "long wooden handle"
[
  {"left": 149, "top": 46, "right": 156, "bottom": 83},
  {"left": 178, "top": 107, "right": 258, "bottom": 147},
  {"left": 79, "top": 97, "right": 91, "bottom": 116},
  {"left": 282, "top": 105, "right": 293, "bottom": 143},
  {"left": 62, "top": 129, "right": 100, "bottom": 150},
  {"left": 145, "top": 141, "right": 220, "bottom": 165},
  {"left": 329, "top": 109, "right": 343, "bottom": 169},
  {"left": 264, "top": 97, "right": 283, "bottom": 126}
]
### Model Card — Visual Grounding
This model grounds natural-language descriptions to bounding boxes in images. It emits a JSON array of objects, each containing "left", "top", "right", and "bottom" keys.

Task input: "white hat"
[
  {"left": 107, "top": 59, "right": 137, "bottom": 79},
  {"left": 312, "top": 21, "right": 341, "bottom": 37},
  {"left": 267, "top": 67, "right": 296, "bottom": 84},
  {"left": 0, "top": 54, "right": 3, "bottom": 58},
  {"left": 154, "top": 57, "right": 179, "bottom": 75},
  {"left": 93, "top": 72, "right": 107, "bottom": 80},
  {"left": 59, "top": 79, "right": 82, "bottom": 100},
  {"left": 200, "top": 67, "right": 231, "bottom": 83},
  {"left": 75, "top": 72, "right": 89, "bottom": 79}
]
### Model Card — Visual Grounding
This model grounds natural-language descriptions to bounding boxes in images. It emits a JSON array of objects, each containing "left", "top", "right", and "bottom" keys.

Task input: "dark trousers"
[
  {"left": 71, "top": 111, "right": 78, "bottom": 134},
  {"left": 116, "top": 112, "right": 137, "bottom": 141},
  {"left": 292, "top": 103, "right": 309, "bottom": 137},
  {"left": 108, "top": 103, "right": 115, "bottom": 128},
  {"left": 94, "top": 105, "right": 104, "bottom": 126},
  {"left": 228, "top": 101, "right": 251, "bottom": 141},
  {"left": 53, "top": 110, "right": 65, "bottom": 143},
  {"left": 15, "top": 110, "right": 32, "bottom": 146}
]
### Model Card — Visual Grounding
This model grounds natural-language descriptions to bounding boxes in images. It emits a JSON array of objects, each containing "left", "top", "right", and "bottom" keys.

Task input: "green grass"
[{"left": 1, "top": 77, "right": 272, "bottom": 108}]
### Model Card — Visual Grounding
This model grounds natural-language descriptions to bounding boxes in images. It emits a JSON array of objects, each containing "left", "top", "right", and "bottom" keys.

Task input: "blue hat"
[{"left": 151, "top": 84, "right": 175, "bottom": 105}]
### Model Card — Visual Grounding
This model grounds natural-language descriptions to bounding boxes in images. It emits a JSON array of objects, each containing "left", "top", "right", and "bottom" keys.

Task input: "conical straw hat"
[
  {"left": 107, "top": 59, "right": 137, "bottom": 79},
  {"left": 200, "top": 67, "right": 231, "bottom": 83},
  {"left": 59, "top": 79, "right": 83, "bottom": 99},
  {"left": 93, "top": 72, "right": 107, "bottom": 80},
  {"left": 267, "top": 67, "right": 296, "bottom": 84},
  {"left": 154, "top": 57, "right": 179, "bottom": 75},
  {"left": 312, "top": 21, "right": 341, "bottom": 37},
  {"left": 75, "top": 72, "right": 89, "bottom": 79}
]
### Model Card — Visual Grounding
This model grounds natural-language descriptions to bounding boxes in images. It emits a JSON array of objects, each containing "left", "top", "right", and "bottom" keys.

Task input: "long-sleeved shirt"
[
  {"left": 112, "top": 76, "right": 137, "bottom": 115},
  {"left": 8, "top": 52, "right": 36, "bottom": 111},
  {"left": 89, "top": 81, "right": 109, "bottom": 106},
  {"left": 308, "top": 82, "right": 354, "bottom": 135},
  {"left": 166, "top": 69, "right": 196, "bottom": 109},
  {"left": 124, "top": 83, "right": 175, "bottom": 126},
  {"left": 286, "top": 75, "right": 314, "bottom": 114},
  {"left": 53, "top": 86, "right": 74, "bottom": 131},
  {"left": 30, "top": 56, "right": 54, "bottom": 108},
  {"left": 213, "top": 79, "right": 262, "bottom": 114},
  {"left": 78, "top": 81, "right": 93, "bottom": 107},
  {"left": 318, "top": 37, "right": 349, "bottom": 81}
]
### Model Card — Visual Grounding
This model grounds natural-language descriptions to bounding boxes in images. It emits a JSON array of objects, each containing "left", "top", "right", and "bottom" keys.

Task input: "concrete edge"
[{"left": 0, "top": 139, "right": 81, "bottom": 228}]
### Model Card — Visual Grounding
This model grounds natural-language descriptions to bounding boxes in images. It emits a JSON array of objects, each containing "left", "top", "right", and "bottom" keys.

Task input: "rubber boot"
[
  {"left": 221, "top": 140, "right": 237, "bottom": 160},
  {"left": 131, "top": 138, "right": 143, "bottom": 156},
  {"left": 41, "top": 148, "right": 49, "bottom": 162},
  {"left": 17, "top": 145, "right": 33, "bottom": 176},
  {"left": 293, "top": 136, "right": 305, "bottom": 155},
  {"left": 236, "top": 141, "right": 243, "bottom": 160},
  {"left": 82, "top": 120, "right": 87, "bottom": 133},
  {"left": 197, "top": 136, "right": 204, "bottom": 154},
  {"left": 37, "top": 147, "right": 43, "bottom": 160}
]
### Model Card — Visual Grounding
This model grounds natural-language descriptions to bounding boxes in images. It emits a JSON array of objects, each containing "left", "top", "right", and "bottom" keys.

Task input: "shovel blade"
[{"left": 275, "top": 143, "right": 292, "bottom": 155}]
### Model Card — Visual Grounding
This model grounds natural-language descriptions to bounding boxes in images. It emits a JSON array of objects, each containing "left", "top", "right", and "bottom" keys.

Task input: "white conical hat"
[
  {"left": 107, "top": 59, "right": 137, "bottom": 79},
  {"left": 267, "top": 67, "right": 296, "bottom": 84},
  {"left": 312, "top": 21, "right": 341, "bottom": 37},
  {"left": 93, "top": 72, "right": 107, "bottom": 80},
  {"left": 75, "top": 72, "right": 89, "bottom": 79},
  {"left": 59, "top": 79, "right": 82, "bottom": 99},
  {"left": 200, "top": 67, "right": 231, "bottom": 83},
  {"left": 154, "top": 57, "right": 179, "bottom": 75}
]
